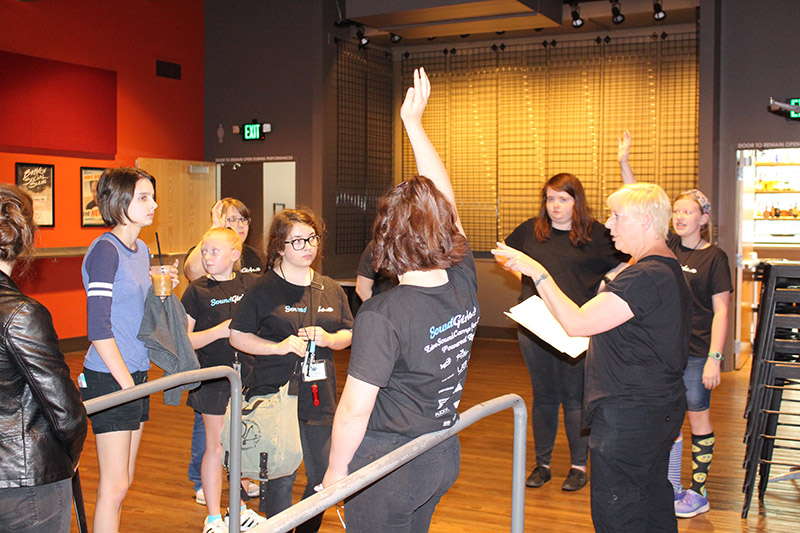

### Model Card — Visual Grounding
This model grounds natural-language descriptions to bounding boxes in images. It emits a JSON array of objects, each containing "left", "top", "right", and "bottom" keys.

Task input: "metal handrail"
[
  {"left": 82, "top": 366, "right": 243, "bottom": 533},
  {"left": 251, "top": 393, "right": 528, "bottom": 533}
]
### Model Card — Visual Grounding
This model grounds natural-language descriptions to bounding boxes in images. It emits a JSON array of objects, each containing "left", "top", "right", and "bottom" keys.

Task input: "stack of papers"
[{"left": 505, "top": 296, "right": 589, "bottom": 358}]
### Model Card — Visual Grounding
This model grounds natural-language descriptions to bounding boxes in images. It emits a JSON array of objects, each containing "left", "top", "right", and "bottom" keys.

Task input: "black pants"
[{"left": 588, "top": 399, "right": 685, "bottom": 532}]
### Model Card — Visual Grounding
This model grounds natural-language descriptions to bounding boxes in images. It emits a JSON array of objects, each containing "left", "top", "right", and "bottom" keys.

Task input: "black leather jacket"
[{"left": 0, "top": 270, "right": 87, "bottom": 488}]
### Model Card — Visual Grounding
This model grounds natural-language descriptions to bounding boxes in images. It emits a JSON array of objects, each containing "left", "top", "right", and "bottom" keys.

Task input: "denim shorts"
[
  {"left": 79, "top": 368, "right": 150, "bottom": 434},
  {"left": 683, "top": 356, "right": 712, "bottom": 412}
]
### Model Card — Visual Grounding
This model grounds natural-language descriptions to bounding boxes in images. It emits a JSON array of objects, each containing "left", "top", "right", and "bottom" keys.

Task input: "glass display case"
[{"left": 742, "top": 148, "right": 800, "bottom": 245}]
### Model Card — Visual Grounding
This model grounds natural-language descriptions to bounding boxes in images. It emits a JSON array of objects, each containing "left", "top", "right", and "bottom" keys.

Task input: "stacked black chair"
[{"left": 742, "top": 261, "right": 800, "bottom": 517}]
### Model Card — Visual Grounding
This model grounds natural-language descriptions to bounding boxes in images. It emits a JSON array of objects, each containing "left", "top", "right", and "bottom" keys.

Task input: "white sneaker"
[
  {"left": 225, "top": 507, "right": 266, "bottom": 532},
  {"left": 203, "top": 517, "right": 227, "bottom": 533},
  {"left": 245, "top": 480, "right": 260, "bottom": 498},
  {"left": 195, "top": 488, "right": 206, "bottom": 506}
]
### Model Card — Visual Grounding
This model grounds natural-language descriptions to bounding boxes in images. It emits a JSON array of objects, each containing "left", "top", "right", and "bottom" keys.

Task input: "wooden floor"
[{"left": 66, "top": 338, "right": 800, "bottom": 532}]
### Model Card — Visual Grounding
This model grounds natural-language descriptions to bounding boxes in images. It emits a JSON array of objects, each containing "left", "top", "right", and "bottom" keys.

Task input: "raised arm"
[
  {"left": 183, "top": 201, "right": 226, "bottom": 281},
  {"left": 401, "top": 67, "right": 464, "bottom": 236},
  {"left": 618, "top": 130, "right": 637, "bottom": 185}
]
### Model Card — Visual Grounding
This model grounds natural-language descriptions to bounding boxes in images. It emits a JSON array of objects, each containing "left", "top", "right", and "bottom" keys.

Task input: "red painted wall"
[{"left": 0, "top": 1, "right": 204, "bottom": 338}]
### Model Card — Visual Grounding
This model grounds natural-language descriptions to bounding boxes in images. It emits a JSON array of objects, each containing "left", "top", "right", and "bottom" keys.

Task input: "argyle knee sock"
[
  {"left": 668, "top": 432, "right": 683, "bottom": 492},
  {"left": 689, "top": 432, "right": 715, "bottom": 496}
]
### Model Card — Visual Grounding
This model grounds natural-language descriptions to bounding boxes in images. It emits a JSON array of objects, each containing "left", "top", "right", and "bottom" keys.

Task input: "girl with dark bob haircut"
[
  {"left": 0, "top": 184, "right": 87, "bottom": 533},
  {"left": 321, "top": 67, "right": 480, "bottom": 532},
  {"left": 372, "top": 175, "right": 467, "bottom": 277},
  {"left": 97, "top": 167, "right": 156, "bottom": 227}
]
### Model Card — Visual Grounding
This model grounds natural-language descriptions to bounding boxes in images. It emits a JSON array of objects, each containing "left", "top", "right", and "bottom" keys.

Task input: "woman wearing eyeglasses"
[
  {"left": 230, "top": 209, "right": 353, "bottom": 531},
  {"left": 184, "top": 198, "right": 265, "bottom": 282}
]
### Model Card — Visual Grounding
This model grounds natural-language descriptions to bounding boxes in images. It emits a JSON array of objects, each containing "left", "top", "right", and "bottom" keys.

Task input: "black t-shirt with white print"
[
  {"left": 348, "top": 241, "right": 479, "bottom": 438},
  {"left": 667, "top": 233, "right": 733, "bottom": 359},
  {"left": 230, "top": 269, "right": 354, "bottom": 424}
]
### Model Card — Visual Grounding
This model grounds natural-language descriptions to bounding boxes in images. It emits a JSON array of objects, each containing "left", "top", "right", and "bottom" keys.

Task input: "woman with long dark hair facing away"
[
  {"left": 320, "top": 67, "right": 480, "bottom": 531},
  {"left": 0, "top": 184, "right": 88, "bottom": 532},
  {"left": 496, "top": 173, "right": 628, "bottom": 491},
  {"left": 79, "top": 167, "right": 177, "bottom": 532}
]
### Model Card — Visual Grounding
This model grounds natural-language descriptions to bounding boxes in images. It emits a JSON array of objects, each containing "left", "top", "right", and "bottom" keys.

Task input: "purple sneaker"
[{"left": 675, "top": 489, "right": 709, "bottom": 518}]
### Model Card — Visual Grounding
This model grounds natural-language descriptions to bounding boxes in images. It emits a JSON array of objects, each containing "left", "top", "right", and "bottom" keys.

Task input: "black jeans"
[
  {"left": 588, "top": 399, "right": 685, "bottom": 533},
  {"left": 344, "top": 431, "right": 460, "bottom": 533},
  {"left": 0, "top": 478, "right": 72, "bottom": 533},
  {"left": 518, "top": 329, "right": 588, "bottom": 467}
]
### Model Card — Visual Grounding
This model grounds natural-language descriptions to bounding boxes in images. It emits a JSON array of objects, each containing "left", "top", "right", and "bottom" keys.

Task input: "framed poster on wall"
[
  {"left": 15, "top": 163, "right": 54, "bottom": 227},
  {"left": 81, "top": 167, "right": 106, "bottom": 226}
]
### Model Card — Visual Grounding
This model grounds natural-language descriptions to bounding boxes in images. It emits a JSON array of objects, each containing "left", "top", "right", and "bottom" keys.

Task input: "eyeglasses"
[
  {"left": 226, "top": 216, "right": 251, "bottom": 226},
  {"left": 285, "top": 234, "right": 321, "bottom": 250}
]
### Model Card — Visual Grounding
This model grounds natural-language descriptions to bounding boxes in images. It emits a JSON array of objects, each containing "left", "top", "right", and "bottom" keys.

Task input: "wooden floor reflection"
[{"left": 67, "top": 338, "right": 800, "bottom": 532}]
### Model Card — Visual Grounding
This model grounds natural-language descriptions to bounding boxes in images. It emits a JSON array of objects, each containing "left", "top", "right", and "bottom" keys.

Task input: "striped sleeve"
[{"left": 85, "top": 240, "right": 119, "bottom": 341}]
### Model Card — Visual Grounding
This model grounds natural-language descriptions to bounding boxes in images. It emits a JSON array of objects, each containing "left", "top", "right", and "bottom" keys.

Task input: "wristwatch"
[{"left": 708, "top": 351, "right": 724, "bottom": 361}]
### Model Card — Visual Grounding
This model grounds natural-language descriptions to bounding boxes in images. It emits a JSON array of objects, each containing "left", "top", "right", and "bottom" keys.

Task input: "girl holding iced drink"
[{"left": 79, "top": 167, "right": 177, "bottom": 533}]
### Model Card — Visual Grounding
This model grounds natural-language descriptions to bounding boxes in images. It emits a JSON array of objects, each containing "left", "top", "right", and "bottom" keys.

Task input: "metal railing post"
[
  {"left": 82, "top": 366, "right": 242, "bottom": 533},
  {"left": 251, "top": 393, "right": 527, "bottom": 532}
]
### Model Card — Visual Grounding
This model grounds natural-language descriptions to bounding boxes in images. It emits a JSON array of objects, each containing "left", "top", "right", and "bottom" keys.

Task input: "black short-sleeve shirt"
[
  {"left": 230, "top": 269, "right": 354, "bottom": 424},
  {"left": 667, "top": 233, "right": 733, "bottom": 358},
  {"left": 505, "top": 218, "right": 628, "bottom": 305},
  {"left": 348, "top": 243, "right": 479, "bottom": 438},
  {"left": 585, "top": 255, "right": 691, "bottom": 420}
]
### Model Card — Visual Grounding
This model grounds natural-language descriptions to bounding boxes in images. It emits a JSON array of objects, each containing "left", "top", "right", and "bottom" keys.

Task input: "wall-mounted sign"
[
  {"left": 241, "top": 121, "right": 271, "bottom": 141},
  {"left": 15, "top": 162, "right": 54, "bottom": 227}
]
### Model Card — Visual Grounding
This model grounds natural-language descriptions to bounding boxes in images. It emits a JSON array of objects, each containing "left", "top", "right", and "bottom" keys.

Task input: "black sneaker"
[
  {"left": 561, "top": 467, "right": 589, "bottom": 491},
  {"left": 526, "top": 465, "right": 551, "bottom": 488}
]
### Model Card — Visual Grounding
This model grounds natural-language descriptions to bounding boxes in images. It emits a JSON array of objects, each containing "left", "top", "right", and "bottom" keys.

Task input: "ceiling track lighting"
[
  {"left": 610, "top": 0, "right": 625, "bottom": 25},
  {"left": 570, "top": 2, "right": 584, "bottom": 29},
  {"left": 390, "top": 33, "right": 402, "bottom": 44},
  {"left": 356, "top": 26, "right": 369, "bottom": 48},
  {"left": 653, "top": 1, "right": 666, "bottom": 21}
]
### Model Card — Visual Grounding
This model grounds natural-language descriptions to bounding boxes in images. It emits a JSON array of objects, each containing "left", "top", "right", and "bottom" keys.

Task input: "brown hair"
[
  {"left": 0, "top": 184, "right": 36, "bottom": 274},
  {"left": 264, "top": 208, "right": 325, "bottom": 269},
  {"left": 372, "top": 175, "right": 466, "bottom": 277},
  {"left": 97, "top": 167, "right": 156, "bottom": 226},
  {"left": 218, "top": 197, "right": 251, "bottom": 220},
  {"left": 201, "top": 227, "right": 243, "bottom": 272},
  {"left": 534, "top": 173, "right": 594, "bottom": 246}
]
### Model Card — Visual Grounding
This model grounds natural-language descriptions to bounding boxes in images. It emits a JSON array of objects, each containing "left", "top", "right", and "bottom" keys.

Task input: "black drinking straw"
[{"left": 155, "top": 232, "right": 164, "bottom": 267}]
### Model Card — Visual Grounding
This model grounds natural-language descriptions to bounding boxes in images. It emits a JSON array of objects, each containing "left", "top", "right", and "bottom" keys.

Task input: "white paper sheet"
[{"left": 505, "top": 296, "right": 589, "bottom": 358}]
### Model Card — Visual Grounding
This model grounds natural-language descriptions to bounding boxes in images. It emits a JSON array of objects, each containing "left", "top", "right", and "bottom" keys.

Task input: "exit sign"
[
  {"left": 791, "top": 98, "right": 800, "bottom": 119},
  {"left": 243, "top": 123, "right": 262, "bottom": 141}
]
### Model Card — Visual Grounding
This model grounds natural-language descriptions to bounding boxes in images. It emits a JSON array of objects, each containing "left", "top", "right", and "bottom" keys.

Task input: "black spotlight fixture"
[
  {"left": 570, "top": 2, "right": 584, "bottom": 28},
  {"left": 653, "top": 1, "right": 666, "bottom": 21},
  {"left": 390, "top": 33, "right": 402, "bottom": 44},
  {"left": 610, "top": 0, "right": 625, "bottom": 24},
  {"left": 356, "top": 26, "right": 369, "bottom": 48}
]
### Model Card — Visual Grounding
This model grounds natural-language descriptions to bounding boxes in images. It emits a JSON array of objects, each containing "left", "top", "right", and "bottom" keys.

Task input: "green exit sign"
[
  {"left": 243, "top": 123, "right": 262, "bottom": 141},
  {"left": 791, "top": 98, "right": 800, "bottom": 119}
]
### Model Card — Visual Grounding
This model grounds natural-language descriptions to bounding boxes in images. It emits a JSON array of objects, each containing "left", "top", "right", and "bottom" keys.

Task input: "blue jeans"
[
  {"left": 518, "top": 329, "right": 588, "bottom": 466},
  {"left": 344, "top": 431, "right": 460, "bottom": 533},
  {"left": 588, "top": 400, "right": 685, "bottom": 533},
  {"left": 0, "top": 478, "right": 72, "bottom": 533},
  {"left": 683, "top": 356, "right": 712, "bottom": 411},
  {"left": 188, "top": 410, "right": 205, "bottom": 491}
]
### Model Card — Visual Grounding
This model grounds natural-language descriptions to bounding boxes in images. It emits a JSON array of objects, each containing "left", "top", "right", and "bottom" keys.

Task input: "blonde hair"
[
  {"left": 607, "top": 183, "right": 671, "bottom": 240},
  {"left": 201, "top": 227, "right": 242, "bottom": 271}
]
